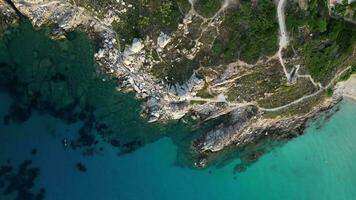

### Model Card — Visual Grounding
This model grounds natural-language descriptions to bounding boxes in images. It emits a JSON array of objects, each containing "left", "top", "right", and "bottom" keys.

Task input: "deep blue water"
[
  {"left": 1, "top": 18, "right": 356, "bottom": 200},
  {"left": 2, "top": 91, "right": 356, "bottom": 200}
]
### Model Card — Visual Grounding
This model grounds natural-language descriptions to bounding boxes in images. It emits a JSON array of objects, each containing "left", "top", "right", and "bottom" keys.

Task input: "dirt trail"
[
  {"left": 260, "top": 66, "right": 352, "bottom": 112},
  {"left": 277, "top": 0, "right": 290, "bottom": 81}
]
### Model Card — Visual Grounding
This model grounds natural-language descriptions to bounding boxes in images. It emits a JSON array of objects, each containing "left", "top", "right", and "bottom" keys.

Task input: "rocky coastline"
[
  {"left": 0, "top": 0, "right": 18, "bottom": 28},
  {"left": 1, "top": 0, "right": 355, "bottom": 169},
  {"left": 193, "top": 95, "right": 342, "bottom": 168}
]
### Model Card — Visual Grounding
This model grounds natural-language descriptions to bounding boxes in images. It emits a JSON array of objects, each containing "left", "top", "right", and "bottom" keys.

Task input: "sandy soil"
[{"left": 335, "top": 75, "right": 356, "bottom": 100}]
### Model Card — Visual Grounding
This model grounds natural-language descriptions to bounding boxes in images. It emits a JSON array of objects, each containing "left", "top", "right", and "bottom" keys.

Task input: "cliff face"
[
  {"left": 193, "top": 97, "right": 340, "bottom": 167},
  {"left": 1, "top": 0, "right": 355, "bottom": 168}
]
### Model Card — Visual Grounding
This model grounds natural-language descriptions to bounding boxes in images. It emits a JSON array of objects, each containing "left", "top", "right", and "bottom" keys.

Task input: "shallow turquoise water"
[
  {"left": 1, "top": 90, "right": 356, "bottom": 199},
  {"left": 1, "top": 19, "right": 356, "bottom": 200}
]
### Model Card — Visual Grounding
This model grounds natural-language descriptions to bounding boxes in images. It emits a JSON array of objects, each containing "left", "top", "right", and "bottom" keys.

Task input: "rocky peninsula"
[{"left": 1, "top": 0, "right": 355, "bottom": 168}]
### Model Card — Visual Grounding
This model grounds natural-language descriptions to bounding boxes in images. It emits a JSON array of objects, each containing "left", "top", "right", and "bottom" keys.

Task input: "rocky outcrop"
[
  {"left": 7, "top": 0, "right": 212, "bottom": 122},
  {"left": 1, "top": 0, "right": 351, "bottom": 169},
  {"left": 193, "top": 96, "right": 341, "bottom": 168},
  {"left": 0, "top": 0, "right": 19, "bottom": 26},
  {"left": 196, "top": 106, "right": 259, "bottom": 153},
  {"left": 6, "top": 0, "right": 164, "bottom": 121}
]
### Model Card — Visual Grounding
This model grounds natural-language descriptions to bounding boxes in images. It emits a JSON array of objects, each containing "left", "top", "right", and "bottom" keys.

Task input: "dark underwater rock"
[
  {"left": 0, "top": 165, "right": 13, "bottom": 177},
  {"left": 0, "top": 17, "right": 168, "bottom": 169},
  {"left": 76, "top": 162, "right": 87, "bottom": 172},
  {"left": 31, "top": 148, "right": 38, "bottom": 155},
  {"left": 2, "top": 115, "right": 10, "bottom": 125},
  {"left": 110, "top": 139, "right": 120, "bottom": 147},
  {"left": 8, "top": 104, "right": 32, "bottom": 124},
  {"left": 119, "top": 140, "right": 143, "bottom": 155},
  {"left": 0, "top": 160, "right": 44, "bottom": 200}
]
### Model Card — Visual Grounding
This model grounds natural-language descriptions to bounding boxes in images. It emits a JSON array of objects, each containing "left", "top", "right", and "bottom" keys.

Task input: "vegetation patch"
[
  {"left": 191, "top": 100, "right": 207, "bottom": 105},
  {"left": 226, "top": 62, "right": 285, "bottom": 102},
  {"left": 286, "top": 0, "right": 356, "bottom": 84},
  {"left": 195, "top": 0, "right": 222, "bottom": 18},
  {"left": 262, "top": 92, "right": 327, "bottom": 118},
  {"left": 196, "top": 83, "right": 213, "bottom": 98},
  {"left": 151, "top": 54, "right": 199, "bottom": 85},
  {"left": 334, "top": 1, "right": 356, "bottom": 21},
  {"left": 74, "top": 0, "right": 188, "bottom": 46},
  {"left": 258, "top": 79, "right": 317, "bottom": 108},
  {"left": 209, "top": 0, "right": 278, "bottom": 64}
]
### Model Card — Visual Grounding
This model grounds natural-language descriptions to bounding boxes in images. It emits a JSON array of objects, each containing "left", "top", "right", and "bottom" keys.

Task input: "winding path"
[
  {"left": 187, "top": 0, "right": 352, "bottom": 118},
  {"left": 276, "top": 0, "right": 321, "bottom": 88},
  {"left": 277, "top": 0, "right": 291, "bottom": 81},
  {"left": 259, "top": 66, "right": 352, "bottom": 112}
]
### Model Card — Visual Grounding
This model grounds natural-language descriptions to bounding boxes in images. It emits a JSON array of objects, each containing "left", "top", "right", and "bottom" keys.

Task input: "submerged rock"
[
  {"left": 0, "top": 160, "right": 45, "bottom": 200},
  {"left": 1, "top": 0, "right": 354, "bottom": 170},
  {"left": 76, "top": 162, "right": 87, "bottom": 172}
]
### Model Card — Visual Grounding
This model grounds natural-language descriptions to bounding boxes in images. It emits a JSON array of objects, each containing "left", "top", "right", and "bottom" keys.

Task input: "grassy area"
[
  {"left": 191, "top": 100, "right": 207, "bottom": 105},
  {"left": 226, "top": 62, "right": 285, "bottom": 102},
  {"left": 73, "top": 0, "right": 187, "bottom": 46},
  {"left": 286, "top": 0, "right": 356, "bottom": 84},
  {"left": 338, "top": 68, "right": 353, "bottom": 81},
  {"left": 113, "top": 0, "right": 186, "bottom": 46},
  {"left": 258, "top": 79, "right": 317, "bottom": 108},
  {"left": 150, "top": 54, "right": 199, "bottom": 85},
  {"left": 209, "top": 0, "right": 278, "bottom": 64},
  {"left": 334, "top": 2, "right": 356, "bottom": 21},
  {"left": 195, "top": 0, "right": 222, "bottom": 18},
  {"left": 262, "top": 92, "right": 328, "bottom": 118},
  {"left": 302, "top": 20, "right": 356, "bottom": 83},
  {"left": 196, "top": 83, "right": 213, "bottom": 98},
  {"left": 161, "top": 0, "right": 279, "bottom": 84}
]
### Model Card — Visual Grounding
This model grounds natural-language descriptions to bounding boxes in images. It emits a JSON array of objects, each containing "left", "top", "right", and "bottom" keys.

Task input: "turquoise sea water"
[
  {"left": 2, "top": 91, "right": 356, "bottom": 200},
  {"left": 1, "top": 19, "right": 356, "bottom": 200}
]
